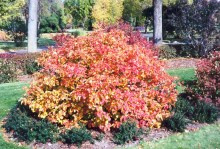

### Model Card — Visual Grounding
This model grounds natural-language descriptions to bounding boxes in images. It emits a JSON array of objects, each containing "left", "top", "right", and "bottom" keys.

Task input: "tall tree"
[
  {"left": 0, "top": 0, "right": 25, "bottom": 23},
  {"left": 92, "top": 0, "right": 124, "bottom": 28},
  {"left": 64, "top": 0, "right": 93, "bottom": 29},
  {"left": 153, "top": 0, "right": 162, "bottom": 44},
  {"left": 28, "top": 0, "right": 39, "bottom": 52}
]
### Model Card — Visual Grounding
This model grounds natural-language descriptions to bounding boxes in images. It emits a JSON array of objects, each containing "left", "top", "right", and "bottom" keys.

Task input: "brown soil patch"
[{"left": 164, "top": 58, "right": 200, "bottom": 69}]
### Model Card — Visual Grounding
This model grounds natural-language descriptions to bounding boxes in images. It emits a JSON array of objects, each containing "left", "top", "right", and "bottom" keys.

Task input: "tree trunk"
[
  {"left": 28, "top": 0, "right": 39, "bottom": 53},
  {"left": 153, "top": 0, "right": 162, "bottom": 45}
]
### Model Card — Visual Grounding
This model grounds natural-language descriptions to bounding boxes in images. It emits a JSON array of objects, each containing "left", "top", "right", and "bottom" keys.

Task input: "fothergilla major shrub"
[{"left": 21, "top": 28, "right": 177, "bottom": 132}]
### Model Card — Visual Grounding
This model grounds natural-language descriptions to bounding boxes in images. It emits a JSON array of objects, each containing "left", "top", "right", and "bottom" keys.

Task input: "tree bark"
[
  {"left": 28, "top": 0, "right": 39, "bottom": 53},
  {"left": 153, "top": 0, "right": 163, "bottom": 45}
]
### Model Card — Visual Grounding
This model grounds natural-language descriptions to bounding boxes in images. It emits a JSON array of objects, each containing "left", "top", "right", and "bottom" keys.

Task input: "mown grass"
[
  {"left": 0, "top": 82, "right": 28, "bottom": 149},
  {"left": 135, "top": 123, "right": 220, "bottom": 149},
  {"left": 167, "top": 68, "right": 196, "bottom": 82},
  {"left": 166, "top": 68, "right": 196, "bottom": 93}
]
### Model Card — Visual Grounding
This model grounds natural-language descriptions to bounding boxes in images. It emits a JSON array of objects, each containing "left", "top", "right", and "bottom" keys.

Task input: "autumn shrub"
[
  {"left": 21, "top": 29, "right": 177, "bottom": 132},
  {"left": 102, "top": 22, "right": 158, "bottom": 56},
  {"left": 196, "top": 51, "right": 220, "bottom": 107}
]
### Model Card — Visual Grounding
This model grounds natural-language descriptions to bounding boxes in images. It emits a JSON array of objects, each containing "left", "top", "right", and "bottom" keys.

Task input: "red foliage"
[
  {"left": 97, "top": 21, "right": 158, "bottom": 57},
  {"left": 22, "top": 29, "right": 177, "bottom": 132},
  {"left": 196, "top": 51, "right": 220, "bottom": 107}
]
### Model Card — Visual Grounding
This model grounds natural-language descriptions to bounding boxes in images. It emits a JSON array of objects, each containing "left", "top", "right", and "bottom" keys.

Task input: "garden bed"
[{"left": 1, "top": 117, "right": 219, "bottom": 149}]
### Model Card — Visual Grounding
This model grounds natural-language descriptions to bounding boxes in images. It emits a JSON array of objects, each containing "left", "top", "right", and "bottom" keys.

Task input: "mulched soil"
[{"left": 164, "top": 58, "right": 200, "bottom": 69}]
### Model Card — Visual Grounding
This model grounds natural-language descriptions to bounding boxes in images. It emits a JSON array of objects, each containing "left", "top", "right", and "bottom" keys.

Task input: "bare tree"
[
  {"left": 28, "top": 0, "right": 39, "bottom": 52},
  {"left": 153, "top": 0, "right": 163, "bottom": 45}
]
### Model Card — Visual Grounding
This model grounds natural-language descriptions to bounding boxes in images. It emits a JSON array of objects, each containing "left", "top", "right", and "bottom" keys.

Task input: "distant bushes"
[
  {"left": 158, "top": 45, "right": 177, "bottom": 59},
  {"left": 0, "top": 53, "right": 41, "bottom": 83}
]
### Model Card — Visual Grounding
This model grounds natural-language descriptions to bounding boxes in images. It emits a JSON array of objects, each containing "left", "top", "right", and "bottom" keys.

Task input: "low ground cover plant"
[
  {"left": 163, "top": 93, "right": 219, "bottom": 132},
  {"left": 162, "top": 112, "right": 187, "bottom": 132},
  {"left": 61, "top": 124, "right": 94, "bottom": 146},
  {"left": 113, "top": 121, "right": 145, "bottom": 144},
  {"left": 21, "top": 26, "right": 177, "bottom": 132},
  {"left": 3, "top": 104, "right": 59, "bottom": 143}
]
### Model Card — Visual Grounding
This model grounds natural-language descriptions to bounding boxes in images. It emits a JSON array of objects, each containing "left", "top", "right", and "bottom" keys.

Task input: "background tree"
[
  {"left": 122, "top": 0, "right": 146, "bottom": 26},
  {"left": 28, "top": 0, "right": 39, "bottom": 52},
  {"left": 0, "top": 0, "right": 25, "bottom": 22},
  {"left": 39, "top": 0, "right": 66, "bottom": 33},
  {"left": 92, "top": 0, "right": 124, "bottom": 28},
  {"left": 153, "top": 0, "right": 163, "bottom": 44},
  {"left": 0, "top": 0, "right": 27, "bottom": 46},
  {"left": 170, "top": 0, "right": 220, "bottom": 56},
  {"left": 64, "top": 0, "right": 94, "bottom": 30}
]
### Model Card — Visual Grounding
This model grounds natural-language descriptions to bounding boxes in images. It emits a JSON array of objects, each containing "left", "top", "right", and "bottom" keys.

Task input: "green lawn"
[
  {"left": 0, "top": 82, "right": 28, "bottom": 149},
  {"left": 0, "top": 68, "right": 219, "bottom": 149},
  {"left": 167, "top": 68, "right": 196, "bottom": 82},
  {"left": 135, "top": 123, "right": 220, "bottom": 149},
  {"left": 167, "top": 68, "right": 196, "bottom": 93}
]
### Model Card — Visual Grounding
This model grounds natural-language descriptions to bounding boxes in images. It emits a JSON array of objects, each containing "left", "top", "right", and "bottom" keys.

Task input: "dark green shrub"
[
  {"left": 3, "top": 103, "right": 59, "bottom": 143},
  {"left": 192, "top": 101, "right": 218, "bottom": 123},
  {"left": 162, "top": 112, "right": 187, "bottom": 132},
  {"left": 174, "top": 97, "right": 194, "bottom": 119},
  {"left": 174, "top": 94, "right": 219, "bottom": 124},
  {"left": 61, "top": 125, "right": 93, "bottom": 146},
  {"left": 113, "top": 121, "right": 144, "bottom": 145}
]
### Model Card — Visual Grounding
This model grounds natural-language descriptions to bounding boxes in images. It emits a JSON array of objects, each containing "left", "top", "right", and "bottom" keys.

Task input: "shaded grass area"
[
  {"left": 0, "top": 82, "right": 28, "bottom": 149},
  {"left": 136, "top": 123, "right": 220, "bottom": 149}
]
